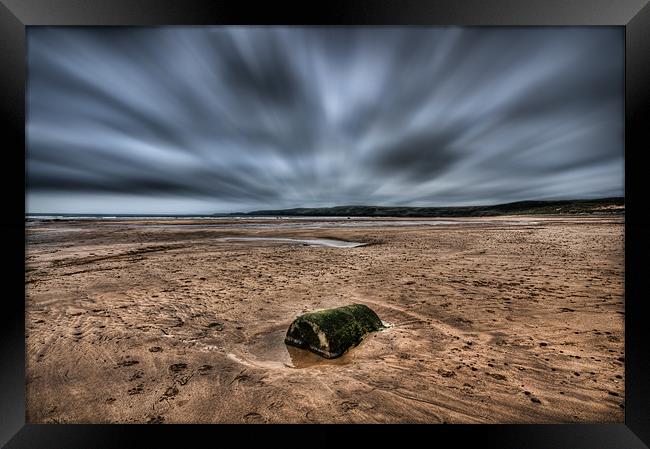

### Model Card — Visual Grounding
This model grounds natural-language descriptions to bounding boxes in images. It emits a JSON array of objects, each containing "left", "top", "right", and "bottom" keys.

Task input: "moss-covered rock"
[{"left": 284, "top": 304, "right": 384, "bottom": 358}]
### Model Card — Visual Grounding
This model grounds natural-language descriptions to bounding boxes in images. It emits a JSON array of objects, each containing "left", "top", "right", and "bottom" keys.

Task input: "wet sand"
[{"left": 25, "top": 216, "right": 625, "bottom": 423}]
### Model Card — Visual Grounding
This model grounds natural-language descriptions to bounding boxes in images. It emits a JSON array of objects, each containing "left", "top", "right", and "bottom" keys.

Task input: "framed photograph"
[{"left": 2, "top": 0, "right": 649, "bottom": 447}]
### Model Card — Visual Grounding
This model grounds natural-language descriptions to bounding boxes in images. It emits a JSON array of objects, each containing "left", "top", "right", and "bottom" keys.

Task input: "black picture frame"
[{"left": 2, "top": 1, "right": 649, "bottom": 447}]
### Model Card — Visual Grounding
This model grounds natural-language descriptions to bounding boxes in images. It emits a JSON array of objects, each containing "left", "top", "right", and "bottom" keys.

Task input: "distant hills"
[
  {"left": 28, "top": 197, "right": 625, "bottom": 218},
  {"left": 235, "top": 197, "right": 624, "bottom": 217}
]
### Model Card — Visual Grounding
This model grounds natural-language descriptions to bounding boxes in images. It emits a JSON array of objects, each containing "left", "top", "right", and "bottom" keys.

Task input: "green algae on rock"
[{"left": 284, "top": 304, "right": 384, "bottom": 359}]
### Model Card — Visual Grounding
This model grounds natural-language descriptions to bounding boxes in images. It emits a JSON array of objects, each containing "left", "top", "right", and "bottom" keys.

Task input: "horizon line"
[{"left": 26, "top": 196, "right": 625, "bottom": 216}]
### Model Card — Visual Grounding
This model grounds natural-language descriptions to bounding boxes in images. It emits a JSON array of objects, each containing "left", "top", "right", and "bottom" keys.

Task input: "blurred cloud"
[{"left": 26, "top": 27, "right": 623, "bottom": 214}]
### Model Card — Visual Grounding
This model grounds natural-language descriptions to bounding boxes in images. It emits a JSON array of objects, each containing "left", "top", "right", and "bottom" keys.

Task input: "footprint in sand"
[
  {"left": 198, "top": 365, "right": 213, "bottom": 375},
  {"left": 127, "top": 384, "right": 144, "bottom": 395},
  {"left": 116, "top": 359, "right": 139, "bottom": 368},
  {"left": 128, "top": 370, "right": 143, "bottom": 381},
  {"left": 243, "top": 412, "right": 265, "bottom": 423},
  {"left": 487, "top": 373, "right": 507, "bottom": 381},
  {"left": 207, "top": 322, "right": 224, "bottom": 331},
  {"left": 169, "top": 363, "right": 187, "bottom": 373}
]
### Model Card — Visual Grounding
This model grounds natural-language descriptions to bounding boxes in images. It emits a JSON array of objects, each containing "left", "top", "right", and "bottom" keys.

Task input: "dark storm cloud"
[
  {"left": 369, "top": 126, "right": 463, "bottom": 182},
  {"left": 26, "top": 27, "right": 623, "bottom": 214}
]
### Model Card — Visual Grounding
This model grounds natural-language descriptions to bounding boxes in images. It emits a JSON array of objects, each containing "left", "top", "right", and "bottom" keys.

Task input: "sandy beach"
[{"left": 25, "top": 216, "right": 624, "bottom": 423}]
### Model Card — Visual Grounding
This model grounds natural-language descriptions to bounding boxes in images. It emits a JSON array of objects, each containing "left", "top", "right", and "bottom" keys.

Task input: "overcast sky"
[{"left": 27, "top": 27, "right": 623, "bottom": 214}]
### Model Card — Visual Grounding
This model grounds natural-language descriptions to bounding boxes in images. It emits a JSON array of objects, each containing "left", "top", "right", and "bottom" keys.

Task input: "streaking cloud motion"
[{"left": 26, "top": 27, "right": 623, "bottom": 214}]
